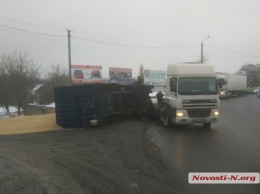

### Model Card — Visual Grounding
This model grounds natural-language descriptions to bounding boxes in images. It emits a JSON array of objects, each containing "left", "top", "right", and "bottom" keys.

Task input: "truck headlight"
[
  {"left": 220, "top": 92, "right": 224, "bottom": 95},
  {"left": 176, "top": 112, "right": 184, "bottom": 117},
  {"left": 210, "top": 109, "right": 219, "bottom": 116},
  {"left": 176, "top": 110, "right": 187, "bottom": 117}
]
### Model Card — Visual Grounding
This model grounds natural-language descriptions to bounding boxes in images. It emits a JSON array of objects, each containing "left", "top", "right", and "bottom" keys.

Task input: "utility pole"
[
  {"left": 201, "top": 42, "right": 203, "bottom": 63},
  {"left": 201, "top": 36, "right": 210, "bottom": 63},
  {"left": 67, "top": 29, "right": 72, "bottom": 83}
]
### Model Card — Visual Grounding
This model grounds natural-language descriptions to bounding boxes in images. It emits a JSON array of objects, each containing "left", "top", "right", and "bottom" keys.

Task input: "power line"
[
  {"left": 0, "top": 27, "right": 67, "bottom": 45},
  {"left": 2, "top": 21, "right": 259, "bottom": 58},
  {"left": 206, "top": 44, "right": 260, "bottom": 58},
  {"left": 0, "top": 15, "right": 63, "bottom": 31},
  {"left": 0, "top": 24, "right": 65, "bottom": 37},
  {"left": 72, "top": 35, "right": 198, "bottom": 49}
]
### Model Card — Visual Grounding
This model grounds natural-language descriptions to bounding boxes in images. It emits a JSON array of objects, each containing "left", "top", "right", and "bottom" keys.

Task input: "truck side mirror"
[{"left": 216, "top": 78, "right": 225, "bottom": 89}]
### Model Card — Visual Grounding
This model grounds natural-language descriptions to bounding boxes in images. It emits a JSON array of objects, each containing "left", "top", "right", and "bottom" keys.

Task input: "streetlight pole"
[
  {"left": 67, "top": 29, "right": 72, "bottom": 84},
  {"left": 201, "top": 36, "right": 210, "bottom": 63}
]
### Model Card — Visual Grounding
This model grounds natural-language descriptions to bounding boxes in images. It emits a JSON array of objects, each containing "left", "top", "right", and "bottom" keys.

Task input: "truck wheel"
[{"left": 203, "top": 123, "right": 211, "bottom": 129}]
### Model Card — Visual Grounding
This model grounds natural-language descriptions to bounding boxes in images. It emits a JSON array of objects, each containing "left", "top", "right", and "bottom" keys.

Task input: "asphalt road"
[{"left": 147, "top": 94, "right": 260, "bottom": 194}]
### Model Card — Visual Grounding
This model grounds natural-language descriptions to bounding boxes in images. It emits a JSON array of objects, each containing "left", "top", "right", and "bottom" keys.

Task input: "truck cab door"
[{"left": 170, "top": 77, "right": 177, "bottom": 94}]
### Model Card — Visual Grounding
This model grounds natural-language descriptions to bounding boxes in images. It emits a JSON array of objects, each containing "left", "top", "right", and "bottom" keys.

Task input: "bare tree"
[
  {"left": 0, "top": 65, "right": 12, "bottom": 116},
  {"left": 237, "top": 64, "right": 260, "bottom": 87},
  {"left": 0, "top": 52, "right": 39, "bottom": 115},
  {"left": 37, "top": 64, "right": 70, "bottom": 104}
]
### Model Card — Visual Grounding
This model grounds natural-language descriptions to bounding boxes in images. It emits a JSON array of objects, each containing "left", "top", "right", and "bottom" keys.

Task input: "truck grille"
[
  {"left": 187, "top": 109, "right": 211, "bottom": 118},
  {"left": 182, "top": 99, "right": 217, "bottom": 108}
]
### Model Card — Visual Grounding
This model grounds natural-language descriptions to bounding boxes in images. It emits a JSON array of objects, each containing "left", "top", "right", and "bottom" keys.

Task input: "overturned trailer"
[{"left": 54, "top": 84, "right": 153, "bottom": 128}]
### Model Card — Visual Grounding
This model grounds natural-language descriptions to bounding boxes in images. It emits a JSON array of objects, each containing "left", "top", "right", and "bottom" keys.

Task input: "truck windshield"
[{"left": 178, "top": 77, "right": 218, "bottom": 95}]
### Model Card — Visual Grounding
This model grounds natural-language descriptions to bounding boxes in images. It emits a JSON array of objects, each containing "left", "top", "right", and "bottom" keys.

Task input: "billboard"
[
  {"left": 71, "top": 65, "right": 102, "bottom": 84},
  {"left": 144, "top": 70, "right": 166, "bottom": 85},
  {"left": 109, "top": 67, "right": 133, "bottom": 85}
]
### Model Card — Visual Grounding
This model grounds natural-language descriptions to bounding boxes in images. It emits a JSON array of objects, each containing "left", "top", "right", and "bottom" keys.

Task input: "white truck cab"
[{"left": 160, "top": 63, "right": 220, "bottom": 128}]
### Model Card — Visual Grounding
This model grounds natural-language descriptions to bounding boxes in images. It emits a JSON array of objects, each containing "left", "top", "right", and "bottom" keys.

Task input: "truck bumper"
[
  {"left": 173, "top": 109, "right": 219, "bottom": 124},
  {"left": 174, "top": 116, "right": 218, "bottom": 124}
]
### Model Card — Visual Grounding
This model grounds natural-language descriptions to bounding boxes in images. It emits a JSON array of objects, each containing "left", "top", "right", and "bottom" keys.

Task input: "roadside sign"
[
  {"left": 144, "top": 70, "right": 166, "bottom": 85},
  {"left": 109, "top": 67, "right": 133, "bottom": 85},
  {"left": 71, "top": 65, "right": 102, "bottom": 84}
]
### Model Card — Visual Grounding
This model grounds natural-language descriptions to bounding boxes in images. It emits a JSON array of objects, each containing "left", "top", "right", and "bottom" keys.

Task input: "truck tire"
[{"left": 203, "top": 123, "right": 211, "bottom": 129}]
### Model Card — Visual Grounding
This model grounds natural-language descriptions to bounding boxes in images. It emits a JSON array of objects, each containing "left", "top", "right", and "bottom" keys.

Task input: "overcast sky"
[{"left": 0, "top": 0, "right": 260, "bottom": 78}]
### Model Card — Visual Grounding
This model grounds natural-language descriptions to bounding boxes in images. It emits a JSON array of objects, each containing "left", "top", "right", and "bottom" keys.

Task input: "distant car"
[
  {"left": 254, "top": 87, "right": 260, "bottom": 94},
  {"left": 73, "top": 70, "right": 84, "bottom": 79}
]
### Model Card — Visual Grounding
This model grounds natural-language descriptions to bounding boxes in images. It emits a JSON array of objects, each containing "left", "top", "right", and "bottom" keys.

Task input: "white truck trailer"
[
  {"left": 160, "top": 63, "right": 220, "bottom": 128},
  {"left": 216, "top": 73, "right": 247, "bottom": 98}
]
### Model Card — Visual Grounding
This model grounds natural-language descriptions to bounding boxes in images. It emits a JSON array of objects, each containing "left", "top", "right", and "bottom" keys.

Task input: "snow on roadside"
[
  {"left": 45, "top": 103, "right": 55, "bottom": 108},
  {"left": 0, "top": 106, "right": 24, "bottom": 119}
]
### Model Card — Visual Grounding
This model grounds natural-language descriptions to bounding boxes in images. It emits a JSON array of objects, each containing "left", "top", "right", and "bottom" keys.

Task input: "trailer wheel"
[{"left": 203, "top": 123, "right": 211, "bottom": 129}]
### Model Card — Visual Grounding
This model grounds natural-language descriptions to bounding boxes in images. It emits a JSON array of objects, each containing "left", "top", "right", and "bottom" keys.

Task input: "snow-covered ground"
[
  {"left": 0, "top": 101, "right": 55, "bottom": 119},
  {"left": 45, "top": 103, "right": 55, "bottom": 108},
  {"left": 0, "top": 106, "right": 23, "bottom": 118}
]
